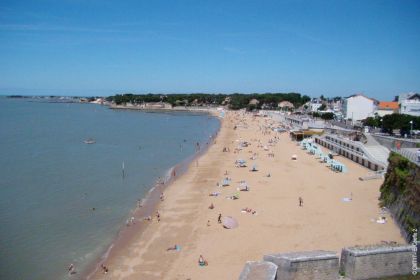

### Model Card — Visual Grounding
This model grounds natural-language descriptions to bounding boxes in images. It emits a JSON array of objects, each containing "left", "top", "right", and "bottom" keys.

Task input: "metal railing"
[{"left": 391, "top": 149, "right": 420, "bottom": 166}]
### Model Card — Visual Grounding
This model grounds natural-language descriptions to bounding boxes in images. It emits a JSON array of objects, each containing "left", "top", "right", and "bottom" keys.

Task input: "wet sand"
[{"left": 90, "top": 111, "right": 405, "bottom": 280}]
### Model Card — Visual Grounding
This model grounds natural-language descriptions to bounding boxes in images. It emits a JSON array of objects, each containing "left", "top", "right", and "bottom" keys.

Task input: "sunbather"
[
  {"left": 209, "top": 192, "right": 220, "bottom": 197},
  {"left": 167, "top": 244, "right": 180, "bottom": 251}
]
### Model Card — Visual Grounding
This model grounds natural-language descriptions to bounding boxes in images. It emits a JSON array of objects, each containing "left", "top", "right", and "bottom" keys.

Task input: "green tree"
[{"left": 317, "top": 104, "right": 327, "bottom": 111}]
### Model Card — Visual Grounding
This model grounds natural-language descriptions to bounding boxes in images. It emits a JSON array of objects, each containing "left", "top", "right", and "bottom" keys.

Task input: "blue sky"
[{"left": 0, "top": 0, "right": 419, "bottom": 99}]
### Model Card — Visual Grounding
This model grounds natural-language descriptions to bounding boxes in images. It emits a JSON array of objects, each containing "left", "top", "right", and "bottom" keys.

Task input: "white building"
[
  {"left": 309, "top": 99, "right": 323, "bottom": 112},
  {"left": 343, "top": 94, "right": 377, "bottom": 121},
  {"left": 399, "top": 93, "right": 420, "bottom": 116}
]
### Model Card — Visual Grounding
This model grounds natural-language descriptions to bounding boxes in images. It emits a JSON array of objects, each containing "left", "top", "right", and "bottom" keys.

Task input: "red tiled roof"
[{"left": 378, "top": 101, "right": 399, "bottom": 110}]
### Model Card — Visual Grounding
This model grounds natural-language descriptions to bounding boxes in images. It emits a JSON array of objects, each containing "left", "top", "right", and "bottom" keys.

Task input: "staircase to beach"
[{"left": 363, "top": 133, "right": 390, "bottom": 168}]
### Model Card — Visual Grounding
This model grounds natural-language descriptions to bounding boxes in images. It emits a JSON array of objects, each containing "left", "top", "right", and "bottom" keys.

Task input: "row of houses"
[
  {"left": 342, "top": 92, "right": 420, "bottom": 120},
  {"left": 304, "top": 92, "right": 420, "bottom": 121}
]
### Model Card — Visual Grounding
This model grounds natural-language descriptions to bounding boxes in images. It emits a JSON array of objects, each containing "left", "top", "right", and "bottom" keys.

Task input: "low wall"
[
  {"left": 240, "top": 245, "right": 415, "bottom": 280},
  {"left": 238, "top": 261, "right": 277, "bottom": 280},
  {"left": 263, "top": 250, "right": 339, "bottom": 280},
  {"left": 373, "top": 135, "right": 420, "bottom": 150},
  {"left": 340, "top": 245, "right": 413, "bottom": 280}
]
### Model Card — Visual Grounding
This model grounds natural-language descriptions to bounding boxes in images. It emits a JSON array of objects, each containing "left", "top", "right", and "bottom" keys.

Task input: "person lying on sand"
[
  {"left": 209, "top": 192, "right": 220, "bottom": 197},
  {"left": 144, "top": 216, "right": 152, "bottom": 221},
  {"left": 167, "top": 244, "right": 180, "bottom": 251},
  {"left": 241, "top": 207, "right": 257, "bottom": 215},
  {"left": 226, "top": 194, "right": 239, "bottom": 200},
  {"left": 198, "top": 255, "right": 208, "bottom": 266}
]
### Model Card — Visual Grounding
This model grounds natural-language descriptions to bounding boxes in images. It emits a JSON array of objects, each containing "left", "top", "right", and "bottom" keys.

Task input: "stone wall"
[
  {"left": 340, "top": 245, "right": 413, "bottom": 280},
  {"left": 239, "top": 245, "right": 415, "bottom": 280},
  {"left": 263, "top": 251, "right": 339, "bottom": 280},
  {"left": 238, "top": 261, "right": 277, "bottom": 280},
  {"left": 373, "top": 135, "right": 420, "bottom": 149}
]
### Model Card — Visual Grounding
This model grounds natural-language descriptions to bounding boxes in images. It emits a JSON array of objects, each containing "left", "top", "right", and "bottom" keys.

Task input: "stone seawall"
[
  {"left": 263, "top": 251, "right": 338, "bottom": 280},
  {"left": 340, "top": 245, "right": 413, "bottom": 280},
  {"left": 239, "top": 244, "right": 415, "bottom": 280}
]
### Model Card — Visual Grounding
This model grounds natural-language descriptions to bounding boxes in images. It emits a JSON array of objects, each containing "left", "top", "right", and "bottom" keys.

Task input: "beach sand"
[{"left": 90, "top": 111, "right": 405, "bottom": 280}]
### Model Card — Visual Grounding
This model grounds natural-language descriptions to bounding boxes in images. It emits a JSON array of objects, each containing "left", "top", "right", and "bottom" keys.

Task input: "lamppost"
[
  {"left": 380, "top": 118, "right": 383, "bottom": 133},
  {"left": 409, "top": 120, "right": 413, "bottom": 138}
]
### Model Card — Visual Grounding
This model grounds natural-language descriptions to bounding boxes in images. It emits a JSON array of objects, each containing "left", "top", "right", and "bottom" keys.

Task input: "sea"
[{"left": 0, "top": 96, "right": 220, "bottom": 280}]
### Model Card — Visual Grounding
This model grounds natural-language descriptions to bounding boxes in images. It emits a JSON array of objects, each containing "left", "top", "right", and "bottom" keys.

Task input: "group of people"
[
  {"left": 241, "top": 207, "right": 257, "bottom": 215},
  {"left": 100, "top": 264, "right": 109, "bottom": 274}
]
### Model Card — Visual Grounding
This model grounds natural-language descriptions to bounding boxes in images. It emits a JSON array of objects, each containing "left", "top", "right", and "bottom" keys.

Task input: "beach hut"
[{"left": 330, "top": 160, "right": 347, "bottom": 173}]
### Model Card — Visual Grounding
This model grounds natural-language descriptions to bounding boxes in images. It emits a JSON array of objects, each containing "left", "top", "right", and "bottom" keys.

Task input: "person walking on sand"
[
  {"left": 156, "top": 211, "right": 161, "bottom": 222},
  {"left": 218, "top": 213, "right": 222, "bottom": 223},
  {"left": 299, "top": 197, "right": 303, "bottom": 207}
]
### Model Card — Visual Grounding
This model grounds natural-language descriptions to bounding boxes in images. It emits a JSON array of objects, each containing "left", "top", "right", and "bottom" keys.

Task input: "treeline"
[
  {"left": 363, "top": 114, "right": 420, "bottom": 135},
  {"left": 106, "top": 93, "right": 310, "bottom": 110}
]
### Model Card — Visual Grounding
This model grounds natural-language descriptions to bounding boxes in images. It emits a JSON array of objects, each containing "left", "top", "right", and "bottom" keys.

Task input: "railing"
[{"left": 391, "top": 149, "right": 420, "bottom": 166}]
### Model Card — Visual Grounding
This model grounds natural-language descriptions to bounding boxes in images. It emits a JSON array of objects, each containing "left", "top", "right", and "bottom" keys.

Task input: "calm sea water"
[{"left": 0, "top": 97, "right": 220, "bottom": 280}]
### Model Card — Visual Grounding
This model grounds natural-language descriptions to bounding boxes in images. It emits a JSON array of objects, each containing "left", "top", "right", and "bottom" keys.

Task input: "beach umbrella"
[{"left": 222, "top": 216, "right": 238, "bottom": 229}]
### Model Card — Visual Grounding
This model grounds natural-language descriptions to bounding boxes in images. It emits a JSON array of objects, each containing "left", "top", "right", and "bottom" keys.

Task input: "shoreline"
[{"left": 83, "top": 112, "right": 222, "bottom": 280}]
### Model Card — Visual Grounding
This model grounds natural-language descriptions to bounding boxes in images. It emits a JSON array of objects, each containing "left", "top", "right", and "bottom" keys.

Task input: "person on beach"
[
  {"left": 218, "top": 214, "right": 222, "bottom": 223},
  {"left": 299, "top": 197, "right": 303, "bottom": 207},
  {"left": 68, "top": 263, "right": 76, "bottom": 275},
  {"left": 207, "top": 220, "right": 211, "bottom": 226},
  {"left": 101, "top": 264, "right": 109, "bottom": 274},
  {"left": 198, "top": 255, "right": 208, "bottom": 266},
  {"left": 156, "top": 211, "right": 160, "bottom": 222},
  {"left": 167, "top": 244, "right": 180, "bottom": 251},
  {"left": 160, "top": 192, "right": 165, "bottom": 201},
  {"left": 209, "top": 203, "right": 214, "bottom": 209}
]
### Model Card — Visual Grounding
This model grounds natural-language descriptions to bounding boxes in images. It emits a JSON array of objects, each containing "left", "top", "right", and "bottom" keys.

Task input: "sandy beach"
[{"left": 90, "top": 111, "right": 405, "bottom": 280}]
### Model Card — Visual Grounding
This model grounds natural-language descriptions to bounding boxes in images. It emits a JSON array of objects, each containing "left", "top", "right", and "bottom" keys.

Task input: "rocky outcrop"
[{"left": 379, "top": 152, "right": 420, "bottom": 241}]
